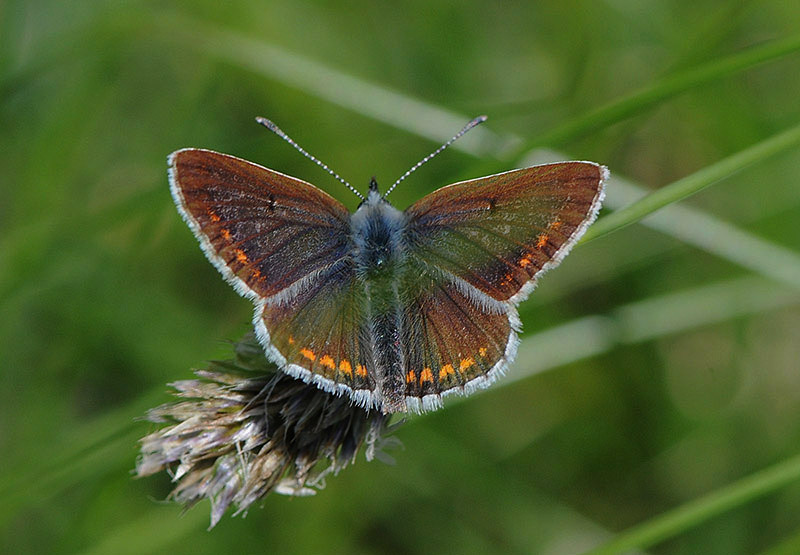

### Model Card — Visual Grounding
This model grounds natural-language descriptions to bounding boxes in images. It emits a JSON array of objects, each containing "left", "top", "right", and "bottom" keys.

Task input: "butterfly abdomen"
[{"left": 351, "top": 193, "right": 409, "bottom": 412}]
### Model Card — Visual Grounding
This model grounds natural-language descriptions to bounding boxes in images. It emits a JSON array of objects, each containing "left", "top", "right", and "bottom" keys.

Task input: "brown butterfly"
[{"left": 169, "top": 116, "right": 606, "bottom": 413}]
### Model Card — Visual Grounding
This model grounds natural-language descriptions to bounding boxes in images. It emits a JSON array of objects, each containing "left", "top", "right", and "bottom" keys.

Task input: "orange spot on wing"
[
  {"left": 420, "top": 367, "right": 434, "bottom": 383},
  {"left": 340, "top": 363, "right": 353, "bottom": 377},
  {"left": 235, "top": 249, "right": 248, "bottom": 263},
  {"left": 550, "top": 220, "right": 563, "bottom": 230},
  {"left": 479, "top": 347, "right": 488, "bottom": 357},
  {"left": 319, "top": 355, "right": 335, "bottom": 369},
  {"left": 288, "top": 336, "right": 295, "bottom": 345},
  {"left": 438, "top": 364, "right": 454, "bottom": 380},
  {"left": 459, "top": 358, "right": 474, "bottom": 371},
  {"left": 536, "top": 234, "right": 549, "bottom": 248},
  {"left": 519, "top": 255, "right": 532, "bottom": 268},
  {"left": 220, "top": 228, "right": 232, "bottom": 241},
  {"left": 355, "top": 364, "right": 367, "bottom": 377},
  {"left": 300, "top": 348, "right": 315, "bottom": 361},
  {"left": 406, "top": 370, "right": 416, "bottom": 383},
  {"left": 208, "top": 210, "right": 221, "bottom": 222}
]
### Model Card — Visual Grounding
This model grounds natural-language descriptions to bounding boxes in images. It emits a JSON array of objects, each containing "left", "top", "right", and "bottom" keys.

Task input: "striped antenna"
[
  {"left": 382, "top": 115, "right": 488, "bottom": 199},
  {"left": 256, "top": 117, "right": 365, "bottom": 201}
]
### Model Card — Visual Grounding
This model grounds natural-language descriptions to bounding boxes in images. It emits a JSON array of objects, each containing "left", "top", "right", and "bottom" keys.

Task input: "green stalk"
[
  {"left": 582, "top": 122, "right": 800, "bottom": 243},
  {"left": 588, "top": 452, "right": 800, "bottom": 554},
  {"left": 515, "top": 34, "right": 800, "bottom": 153}
]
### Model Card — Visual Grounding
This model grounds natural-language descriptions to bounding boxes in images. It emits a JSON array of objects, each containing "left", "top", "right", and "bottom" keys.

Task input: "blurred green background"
[{"left": 2, "top": 1, "right": 800, "bottom": 553}]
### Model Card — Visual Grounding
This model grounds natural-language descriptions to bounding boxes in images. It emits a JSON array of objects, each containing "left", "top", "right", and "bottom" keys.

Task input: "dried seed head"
[{"left": 136, "top": 334, "right": 399, "bottom": 528}]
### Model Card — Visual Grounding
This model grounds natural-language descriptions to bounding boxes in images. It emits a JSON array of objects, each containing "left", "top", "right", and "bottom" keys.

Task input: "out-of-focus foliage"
[{"left": 2, "top": 1, "right": 800, "bottom": 553}]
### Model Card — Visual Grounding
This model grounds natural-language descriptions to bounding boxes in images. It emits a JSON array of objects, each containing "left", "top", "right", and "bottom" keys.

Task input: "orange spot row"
[
  {"left": 519, "top": 255, "right": 532, "bottom": 268},
  {"left": 536, "top": 233, "right": 549, "bottom": 248},
  {"left": 294, "top": 348, "right": 367, "bottom": 380},
  {"left": 294, "top": 352, "right": 486, "bottom": 385},
  {"left": 234, "top": 248, "right": 248, "bottom": 263}
]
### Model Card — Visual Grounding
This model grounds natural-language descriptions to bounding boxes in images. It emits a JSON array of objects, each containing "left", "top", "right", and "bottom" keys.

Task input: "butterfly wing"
[
  {"left": 169, "top": 149, "right": 378, "bottom": 406},
  {"left": 405, "top": 162, "right": 606, "bottom": 301},
  {"left": 169, "top": 149, "right": 352, "bottom": 298},
  {"left": 400, "top": 162, "right": 606, "bottom": 406},
  {"left": 399, "top": 255, "right": 515, "bottom": 411},
  {"left": 259, "top": 257, "right": 379, "bottom": 406}
]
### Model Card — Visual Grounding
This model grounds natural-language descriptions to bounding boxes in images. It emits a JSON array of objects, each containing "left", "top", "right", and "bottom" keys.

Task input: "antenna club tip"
[
  {"left": 255, "top": 116, "right": 278, "bottom": 130},
  {"left": 476, "top": 115, "right": 488, "bottom": 122}
]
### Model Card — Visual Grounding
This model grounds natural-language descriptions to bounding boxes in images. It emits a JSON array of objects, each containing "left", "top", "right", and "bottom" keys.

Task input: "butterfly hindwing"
[
  {"left": 405, "top": 162, "right": 607, "bottom": 302},
  {"left": 260, "top": 258, "right": 378, "bottom": 404},
  {"left": 399, "top": 257, "right": 514, "bottom": 410}
]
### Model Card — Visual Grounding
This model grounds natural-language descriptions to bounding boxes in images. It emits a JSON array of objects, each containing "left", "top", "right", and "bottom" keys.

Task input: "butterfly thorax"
[
  {"left": 351, "top": 190, "right": 407, "bottom": 279},
  {"left": 350, "top": 188, "right": 409, "bottom": 412}
]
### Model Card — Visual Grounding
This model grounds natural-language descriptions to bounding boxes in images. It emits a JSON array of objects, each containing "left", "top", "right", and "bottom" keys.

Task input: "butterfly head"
[{"left": 359, "top": 176, "right": 388, "bottom": 209}]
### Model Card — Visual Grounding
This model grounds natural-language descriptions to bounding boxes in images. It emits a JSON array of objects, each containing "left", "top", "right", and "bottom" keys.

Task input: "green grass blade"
[
  {"left": 582, "top": 122, "right": 800, "bottom": 243},
  {"left": 526, "top": 149, "right": 800, "bottom": 290},
  {"left": 516, "top": 34, "right": 800, "bottom": 152},
  {"left": 602, "top": 173, "right": 800, "bottom": 290},
  {"left": 760, "top": 528, "right": 800, "bottom": 555},
  {"left": 586, "top": 452, "right": 800, "bottom": 554},
  {"left": 157, "top": 15, "right": 513, "bottom": 157},
  {"left": 79, "top": 506, "right": 207, "bottom": 555},
  {"left": 0, "top": 388, "right": 166, "bottom": 525},
  {"left": 438, "top": 275, "right": 800, "bottom": 399}
]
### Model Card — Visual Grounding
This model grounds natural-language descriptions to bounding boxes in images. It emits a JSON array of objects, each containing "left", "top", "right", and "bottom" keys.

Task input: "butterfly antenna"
[
  {"left": 383, "top": 115, "right": 488, "bottom": 199},
  {"left": 256, "top": 117, "right": 365, "bottom": 200}
]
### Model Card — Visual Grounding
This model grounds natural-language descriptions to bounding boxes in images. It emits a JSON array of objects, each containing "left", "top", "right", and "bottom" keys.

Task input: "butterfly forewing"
[
  {"left": 169, "top": 149, "right": 352, "bottom": 299},
  {"left": 405, "top": 162, "right": 606, "bottom": 302}
]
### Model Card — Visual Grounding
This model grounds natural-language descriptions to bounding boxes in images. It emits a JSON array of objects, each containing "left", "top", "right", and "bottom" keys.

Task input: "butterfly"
[{"left": 168, "top": 116, "right": 607, "bottom": 414}]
